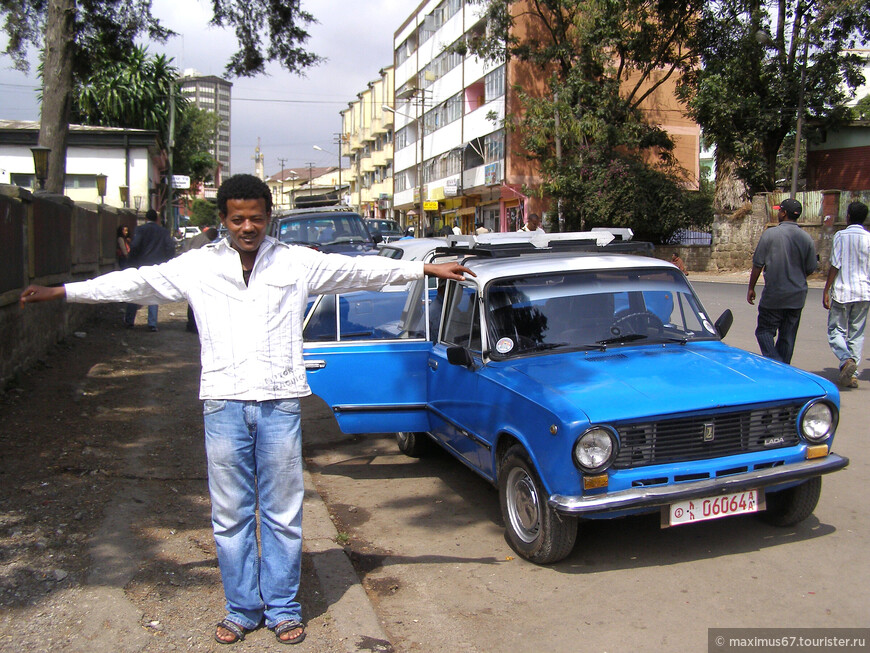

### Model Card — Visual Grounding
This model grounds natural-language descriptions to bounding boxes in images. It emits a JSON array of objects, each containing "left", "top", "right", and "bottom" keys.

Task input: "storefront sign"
[
  {"left": 423, "top": 200, "right": 439, "bottom": 211},
  {"left": 445, "top": 179, "right": 459, "bottom": 197}
]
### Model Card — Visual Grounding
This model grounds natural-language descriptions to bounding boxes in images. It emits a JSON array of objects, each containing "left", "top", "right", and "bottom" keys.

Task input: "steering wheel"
[{"left": 609, "top": 311, "right": 664, "bottom": 336}]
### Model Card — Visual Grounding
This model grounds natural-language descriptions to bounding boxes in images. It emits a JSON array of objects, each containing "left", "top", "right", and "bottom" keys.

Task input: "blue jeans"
[
  {"left": 203, "top": 399, "right": 304, "bottom": 630},
  {"left": 124, "top": 303, "right": 158, "bottom": 328},
  {"left": 827, "top": 300, "right": 869, "bottom": 376},
  {"left": 755, "top": 307, "right": 802, "bottom": 364}
]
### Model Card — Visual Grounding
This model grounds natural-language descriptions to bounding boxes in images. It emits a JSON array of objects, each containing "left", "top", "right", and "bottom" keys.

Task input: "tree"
[
  {"left": 1, "top": 0, "right": 322, "bottom": 193},
  {"left": 71, "top": 46, "right": 181, "bottom": 136},
  {"left": 173, "top": 106, "right": 221, "bottom": 185},
  {"left": 470, "top": 0, "right": 711, "bottom": 242},
  {"left": 853, "top": 94, "right": 870, "bottom": 121},
  {"left": 678, "top": 1, "right": 870, "bottom": 205},
  {"left": 189, "top": 198, "right": 219, "bottom": 228}
]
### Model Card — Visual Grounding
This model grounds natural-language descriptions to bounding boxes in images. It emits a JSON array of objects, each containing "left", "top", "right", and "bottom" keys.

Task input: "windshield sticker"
[
  {"left": 702, "top": 319, "right": 715, "bottom": 333},
  {"left": 496, "top": 338, "right": 515, "bottom": 354}
]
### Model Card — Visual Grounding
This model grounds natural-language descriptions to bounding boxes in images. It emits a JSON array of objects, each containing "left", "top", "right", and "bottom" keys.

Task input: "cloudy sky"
[{"left": 0, "top": 0, "right": 413, "bottom": 177}]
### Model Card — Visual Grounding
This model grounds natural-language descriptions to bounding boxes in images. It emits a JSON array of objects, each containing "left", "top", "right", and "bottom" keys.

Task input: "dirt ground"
[{"left": 0, "top": 302, "right": 348, "bottom": 652}]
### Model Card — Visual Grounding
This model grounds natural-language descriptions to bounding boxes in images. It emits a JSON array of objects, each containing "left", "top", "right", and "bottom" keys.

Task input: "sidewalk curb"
[{"left": 302, "top": 465, "right": 393, "bottom": 652}]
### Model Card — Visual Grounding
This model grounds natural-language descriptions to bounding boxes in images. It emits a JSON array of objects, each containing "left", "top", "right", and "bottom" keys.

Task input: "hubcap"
[{"left": 506, "top": 467, "right": 540, "bottom": 543}]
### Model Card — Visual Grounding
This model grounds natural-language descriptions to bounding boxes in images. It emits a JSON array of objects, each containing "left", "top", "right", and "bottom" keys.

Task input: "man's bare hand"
[
  {"left": 746, "top": 288, "right": 756, "bottom": 305},
  {"left": 423, "top": 262, "right": 476, "bottom": 281},
  {"left": 19, "top": 285, "right": 65, "bottom": 307}
]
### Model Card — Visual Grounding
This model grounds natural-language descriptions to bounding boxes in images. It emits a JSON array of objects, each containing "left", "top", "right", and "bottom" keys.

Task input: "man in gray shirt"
[{"left": 747, "top": 198, "right": 817, "bottom": 364}]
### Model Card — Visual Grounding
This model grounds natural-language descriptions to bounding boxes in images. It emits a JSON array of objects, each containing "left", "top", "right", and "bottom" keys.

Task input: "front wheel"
[
  {"left": 396, "top": 431, "right": 434, "bottom": 458},
  {"left": 759, "top": 477, "right": 822, "bottom": 526},
  {"left": 498, "top": 445, "right": 577, "bottom": 564}
]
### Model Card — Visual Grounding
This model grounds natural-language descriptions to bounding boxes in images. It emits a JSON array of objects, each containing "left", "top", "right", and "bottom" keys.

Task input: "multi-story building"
[
  {"left": 341, "top": 67, "right": 395, "bottom": 220},
  {"left": 391, "top": 0, "right": 701, "bottom": 234},
  {"left": 179, "top": 69, "right": 232, "bottom": 183}
]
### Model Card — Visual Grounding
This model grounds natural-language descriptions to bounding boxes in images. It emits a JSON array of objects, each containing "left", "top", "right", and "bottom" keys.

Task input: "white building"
[
  {"left": 392, "top": 0, "right": 502, "bottom": 234},
  {"left": 0, "top": 120, "right": 163, "bottom": 210}
]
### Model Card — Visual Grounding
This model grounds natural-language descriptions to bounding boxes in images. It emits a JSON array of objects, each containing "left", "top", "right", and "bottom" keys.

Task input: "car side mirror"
[
  {"left": 371, "top": 233, "right": 383, "bottom": 244},
  {"left": 447, "top": 346, "right": 476, "bottom": 369},
  {"left": 715, "top": 309, "right": 733, "bottom": 339}
]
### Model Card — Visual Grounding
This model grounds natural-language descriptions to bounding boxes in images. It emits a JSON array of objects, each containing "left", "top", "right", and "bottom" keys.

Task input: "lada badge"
[{"left": 703, "top": 422, "right": 715, "bottom": 442}]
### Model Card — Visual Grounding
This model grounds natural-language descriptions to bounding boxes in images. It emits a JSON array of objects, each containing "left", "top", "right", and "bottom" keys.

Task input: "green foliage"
[
  {"left": 2, "top": 0, "right": 320, "bottom": 78},
  {"left": 469, "top": 0, "right": 709, "bottom": 242},
  {"left": 853, "top": 94, "right": 870, "bottom": 121},
  {"left": 189, "top": 198, "right": 219, "bottom": 227},
  {"left": 678, "top": 1, "right": 870, "bottom": 196},
  {"left": 71, "top": 45, "right": 183, "bottom": 135},
  {"left": 174, "top": 106, "right": 221, "bottom": 184}
]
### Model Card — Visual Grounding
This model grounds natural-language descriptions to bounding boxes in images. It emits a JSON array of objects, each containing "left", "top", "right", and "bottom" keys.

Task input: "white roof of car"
[{"left": 461, "top": 252, "right": 675, "bottom": 286}]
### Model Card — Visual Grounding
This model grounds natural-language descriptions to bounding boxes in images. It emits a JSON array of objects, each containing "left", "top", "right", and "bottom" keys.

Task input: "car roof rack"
[{"left": 433, "top": 230, "right": 654, "bottom": 258}]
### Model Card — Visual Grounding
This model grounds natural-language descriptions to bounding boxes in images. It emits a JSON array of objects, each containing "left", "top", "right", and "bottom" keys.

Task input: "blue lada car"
[{"left": 302, "top": 234, "right": 848, "bottom": 564}]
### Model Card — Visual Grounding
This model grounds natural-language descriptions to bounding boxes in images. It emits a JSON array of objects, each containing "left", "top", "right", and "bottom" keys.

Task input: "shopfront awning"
[{"left": 456, "top": 206, "right": 476, "bottom": 216}]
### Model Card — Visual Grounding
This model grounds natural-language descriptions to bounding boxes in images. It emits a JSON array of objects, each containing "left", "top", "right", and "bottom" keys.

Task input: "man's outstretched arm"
[
  {"left": 20, "top": 285, "right": 66, "bottom": 307},
  {"left": 423, "top": 262, "right": 475, "bottom": 281}
]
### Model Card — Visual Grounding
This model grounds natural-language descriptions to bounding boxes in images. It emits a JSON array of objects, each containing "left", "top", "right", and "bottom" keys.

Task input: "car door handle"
[
  {"left": 428, "top": 359, "right": 438, "bottom": 370},
  {"left": 305, "top": 360, "right": 327, "bottom": 370}
]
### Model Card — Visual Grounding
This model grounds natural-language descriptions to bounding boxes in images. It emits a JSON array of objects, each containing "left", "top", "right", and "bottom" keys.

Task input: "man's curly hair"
[{"left": 217, "top": 174, "right": 272, "bottom": 215}]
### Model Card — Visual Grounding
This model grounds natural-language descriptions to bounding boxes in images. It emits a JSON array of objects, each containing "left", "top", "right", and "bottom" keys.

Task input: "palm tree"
[{"left": 72, "top": 46, "right": 186, "bottom": 136}]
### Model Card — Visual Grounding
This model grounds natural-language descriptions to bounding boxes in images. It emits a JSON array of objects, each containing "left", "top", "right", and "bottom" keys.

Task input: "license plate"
[{"left": 663, "top": 490, "right": 764, "bottom": 527}]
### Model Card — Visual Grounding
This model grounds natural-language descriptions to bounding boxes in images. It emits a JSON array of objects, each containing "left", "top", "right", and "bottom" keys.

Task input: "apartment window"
[
  {"left": 485, "top": 66, "right": 505, "bottom": 102},
  {"left": 484, "top": 130, "right": 504, "bottom": 163},
  {"left": 396, "top": 125, "right": 415, "bottom": 150},
  {"left": 446, "top": 92, "right": 463, "bottom": 123},
  {"left": 446, "top": 150, "right": 462, "bottom": 176},
  {"left": 394, "top": 170, "right": 409, "bottom": 193}
]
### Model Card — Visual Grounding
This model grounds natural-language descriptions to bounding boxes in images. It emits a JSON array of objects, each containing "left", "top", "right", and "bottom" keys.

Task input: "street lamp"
[
  {"left": 119, "top": 185, "right": 129, "bottom": 208},
  {"left": 313, "top": 145, "right": 342, "bottom": 202},
  {"left": 134, "top": 195, "right": 143, "bottom": 215},
  {"left": 95, "top": 173, "right": 107, "bottom": 204},
  {"left": 30, "top": 145, "right": 50, "bottom": 192},
  {"left": 383, "top": 103, "right": 425, "bottom": 232}
]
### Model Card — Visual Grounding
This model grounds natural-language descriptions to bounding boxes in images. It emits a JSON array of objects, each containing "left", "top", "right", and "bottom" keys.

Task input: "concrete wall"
[
  {"left": 0, "top": 184, "right": 138, "bottom": 389},
  {"left": 661, "top": 191, "right": 868, "bottom": 273}
]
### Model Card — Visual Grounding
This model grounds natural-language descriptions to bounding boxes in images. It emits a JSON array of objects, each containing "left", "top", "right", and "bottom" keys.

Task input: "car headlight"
[
  {"left": 800, "top": 401, "right": 837, "bottom": 443},
  {"left": 573, "top": 426, "right": 617, "bottom": 473}
]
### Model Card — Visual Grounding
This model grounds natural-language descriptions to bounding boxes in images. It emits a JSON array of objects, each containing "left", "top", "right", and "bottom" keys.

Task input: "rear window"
[{"left": 276, "top": 213, "right": 371, "bottom": 246}]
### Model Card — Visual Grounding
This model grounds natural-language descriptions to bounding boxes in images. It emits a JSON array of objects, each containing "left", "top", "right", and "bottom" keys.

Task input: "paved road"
[{"left": 302, "top": 280, "right": 870, "bottom": 653}]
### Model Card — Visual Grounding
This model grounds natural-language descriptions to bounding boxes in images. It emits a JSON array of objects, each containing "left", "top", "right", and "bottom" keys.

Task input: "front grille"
[{"left": 613, "top": 404, "right": 803, "bottom": 469}]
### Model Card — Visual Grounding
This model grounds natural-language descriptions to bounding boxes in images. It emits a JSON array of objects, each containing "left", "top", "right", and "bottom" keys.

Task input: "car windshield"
[
  {"left": 276, "top": 214, "right": 371, "bottom": 246},
  {"left": 486, "top": 268, "right": 717, "bottom": 357},
  {"left": 367, "top": 220, "right": 402, "bottom": 235}
]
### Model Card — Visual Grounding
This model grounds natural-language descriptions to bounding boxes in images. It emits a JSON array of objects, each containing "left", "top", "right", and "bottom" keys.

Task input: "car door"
[
  {"left": 426, "top": 281, "right": 491, "bottom": 472},
  {"left": 302, "top": 278, "right": 434, "bottom": 434}
]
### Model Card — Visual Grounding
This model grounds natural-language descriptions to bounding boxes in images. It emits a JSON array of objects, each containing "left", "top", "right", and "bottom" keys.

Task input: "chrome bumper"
[{"left": 549, "top": 454, "right": 849, "bottom": 515}]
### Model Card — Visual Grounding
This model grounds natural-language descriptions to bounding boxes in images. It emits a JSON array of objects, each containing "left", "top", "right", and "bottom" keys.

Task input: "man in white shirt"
[
  {"left": 20, "top": 174, "right": 472, "bottom": 646},
  {"left": 519, "top": 213, "right": 544, "bottom": 232},
  {"left": 823, "top": 201, "right": 870, "bottom": 388}
]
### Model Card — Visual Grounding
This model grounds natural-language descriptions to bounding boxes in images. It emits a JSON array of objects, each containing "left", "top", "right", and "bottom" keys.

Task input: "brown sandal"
[
  {"left": 214, "top": 619, "right": 249, "bottom": 645},
  {"left": 273, "top": 619, "right": 306, "bottom": 645}
]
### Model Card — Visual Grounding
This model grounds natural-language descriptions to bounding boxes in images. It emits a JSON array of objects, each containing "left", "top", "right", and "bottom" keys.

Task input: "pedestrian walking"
[
  {"left": 124, "top": 209, "right": 175, "bottom": 331},
  {"left": 746, "top": 198, "right": 817, "bottom": 364},
  {"left": 19, "top": 173, "right": 472, "bottom": 646},
  {"left": 822, "top": 201, "right": 870, "bottom": 388},
  {"left": 116, "top": 224, "right": 131, "bottom": 269},
  {"left": 519, "top": 213, "right": 544, "bottom": 233}
]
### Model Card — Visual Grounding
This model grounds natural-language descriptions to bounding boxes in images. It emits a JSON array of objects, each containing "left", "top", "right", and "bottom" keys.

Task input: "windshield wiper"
[{"left": 596, "top": 333, "right": 648, "bottom": 345}]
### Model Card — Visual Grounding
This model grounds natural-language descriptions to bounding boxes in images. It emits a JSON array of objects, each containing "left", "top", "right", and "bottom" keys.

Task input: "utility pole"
[
  {"left": 554, "top": 90, "right": 565, "bottom": 232},
  {"left": 167, "top": 83, "right": 176, "bottom": 233},
  {"left": 307, "top": 162, "right": 315, "bottom": 196},
  {"left": 417, "top": 90, "right": 425, "bottom": 233},
  {"left": 277, "top": 156, "right": 287, "bottom": 208},
  {"left": 333, "top": 132, "right": 343, "bottom": 202}
]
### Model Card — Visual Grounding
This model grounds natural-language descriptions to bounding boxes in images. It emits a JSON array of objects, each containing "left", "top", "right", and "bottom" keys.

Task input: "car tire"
[
  {"left": 498, "top": 445, "right": 577, "bottom": 564},
  {"left": 396, "top": 431, "right": 434, "bottom": 458},
  {"left": 759, "top": 476, "right": 822, "bottom": 527}
]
